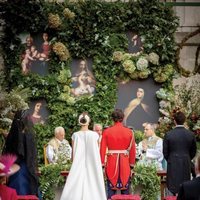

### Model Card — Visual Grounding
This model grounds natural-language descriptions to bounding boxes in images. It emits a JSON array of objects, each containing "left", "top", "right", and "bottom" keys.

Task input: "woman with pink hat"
[{"left": 0, "top": 154, "right": 20, "bottom": 200}]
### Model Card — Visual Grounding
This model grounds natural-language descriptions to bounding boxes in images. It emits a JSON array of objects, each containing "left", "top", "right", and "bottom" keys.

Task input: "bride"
[{"left": 60, "top": 112, "right": 107, "bottom": 200}]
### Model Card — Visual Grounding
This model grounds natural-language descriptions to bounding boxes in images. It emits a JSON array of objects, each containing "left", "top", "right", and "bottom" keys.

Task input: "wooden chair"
[{"left": 43, "top": 144, "right": 49, "bottom": 166}]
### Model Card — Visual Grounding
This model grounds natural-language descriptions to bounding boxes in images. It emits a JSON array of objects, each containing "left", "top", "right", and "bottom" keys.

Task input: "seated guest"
[
  {"left": 93, "top": 123, "right": 103, "bottom": 146},
  {"left": 177, "top": 153, "right": 200, "bottom": 200},
  {"left": 46, "top": 126, "right": 72, "bottom": 164},
  {"left": 0, "top": 155, "right": 20, "bottom": 200},
  {"left": 137, "top": 123, "right": 163, "bottom": 170}
]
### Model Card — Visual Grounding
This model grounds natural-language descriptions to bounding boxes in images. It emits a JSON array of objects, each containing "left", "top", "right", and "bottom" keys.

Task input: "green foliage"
[
  {"left": 0, "top": 0, "right": 182, "bottom": 199},
  {"left": 39, "top": 163, "right": 71, "bottom": 200},
  {"left": 197, "top": 142, "right": 200, "bottom": 151},
  {"left": 0, "top": 70, "right": 31, "bottom": 153},
  {"left": 134, "top": 130, "right": 144, "bottom": 144},
  {"left": 132, "top": 163, "right": 160, "bottom": 200},
  {"left": 1, "top": 0, "right": 179, "bottom": 164}
]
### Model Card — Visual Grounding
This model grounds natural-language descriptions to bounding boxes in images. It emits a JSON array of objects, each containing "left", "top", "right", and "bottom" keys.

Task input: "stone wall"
[{"left": 174, "top": 0, "right": 200, "bottom": 73}]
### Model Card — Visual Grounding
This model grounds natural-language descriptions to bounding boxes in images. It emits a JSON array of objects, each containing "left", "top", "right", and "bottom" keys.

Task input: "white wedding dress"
[{"left": 60, "top": 130, "right": 107, "bottom": 200}]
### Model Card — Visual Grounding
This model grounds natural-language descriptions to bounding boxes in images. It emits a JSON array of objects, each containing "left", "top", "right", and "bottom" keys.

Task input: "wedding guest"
[
  {"left": 0, "top": 154, "right": 20, "bottom": 200},
  {"left": 2, "top": 110, "right": 40, "bottom": 197},
  {"left": 177, "top": 153, "right": 200, "bottom": 200},
  {"left": 93, "top": 123, "right": 103, "bottom": 146},
  {"left": 60, "top": 112, "right": 107, "bottom": 200},
  {"left": 46, "top": 126, "right": 72, "bottom": 164},
  {"left": 137, "top": 123, "right": 163, "bottom": 170},
  {"left": 163, "top": 111, "right": 197, "bottom": 195},
  {"left": 100, "top": 109, "right": 136, "bottom": 199}
]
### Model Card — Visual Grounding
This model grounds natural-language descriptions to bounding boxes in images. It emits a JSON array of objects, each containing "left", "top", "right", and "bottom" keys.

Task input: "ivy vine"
[{"left": 0, "top": 0, "right": 179, "bottom": 166}]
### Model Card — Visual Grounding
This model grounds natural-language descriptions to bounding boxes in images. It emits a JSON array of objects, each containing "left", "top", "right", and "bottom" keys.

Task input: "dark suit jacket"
[
  {"left": 177, "top": 176, "right": 200, "bottom": 200},
  {"left": 163, "top": 126, "right": 197, "bottom": 194}
]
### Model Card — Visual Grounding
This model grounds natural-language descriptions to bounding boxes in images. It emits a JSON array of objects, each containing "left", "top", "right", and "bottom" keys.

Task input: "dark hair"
[
  {"left": 173, "top": 111, "right": 186, "bottom": 125},
  {"left": 112, "top": 109, "right": 124, "bottom": 122},
  {"left": 79, "top": 112, "right": 90, "bottom": 125},
  {"left": 80, "top": 117, "right": 87, "bottom": 124}
]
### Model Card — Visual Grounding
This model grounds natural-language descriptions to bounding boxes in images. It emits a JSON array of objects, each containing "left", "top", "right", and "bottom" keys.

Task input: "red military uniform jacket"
[{"left": 100, "top": 122, "right": 136, "bottom": 188}]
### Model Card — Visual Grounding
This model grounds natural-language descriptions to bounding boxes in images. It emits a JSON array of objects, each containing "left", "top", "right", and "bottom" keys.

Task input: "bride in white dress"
[{"left": 60, "top": 112, "right": 107, "bottom": 200}]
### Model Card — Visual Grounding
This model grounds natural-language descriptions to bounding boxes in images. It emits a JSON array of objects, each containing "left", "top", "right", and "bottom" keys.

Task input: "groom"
[{"left": 100, "top": 109, "right": 136, "bottom": 199}]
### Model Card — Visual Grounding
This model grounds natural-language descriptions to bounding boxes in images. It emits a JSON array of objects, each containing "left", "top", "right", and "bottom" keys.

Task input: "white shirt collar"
[{"left": 175, "top": 125, "right": 185, "bottom": 128}]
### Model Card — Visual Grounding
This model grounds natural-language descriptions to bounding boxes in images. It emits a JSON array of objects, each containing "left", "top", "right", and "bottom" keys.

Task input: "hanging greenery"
[
  {"left": 39, "top": 163, "right": 71, "bottom": 200},
  {"left": 0, "top": 0, "right": 179, "bottom": 165},
  {"left": 131, "top": 163, "right": 160, "bottom": 200},
  {"left": 2, "top": 0, "right": 196, "bottom": 199}
]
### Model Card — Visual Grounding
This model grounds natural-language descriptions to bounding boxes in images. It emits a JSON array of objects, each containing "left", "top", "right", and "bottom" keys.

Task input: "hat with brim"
[{"left": 0, "top": 163, "right": 20, "bottom": 177}]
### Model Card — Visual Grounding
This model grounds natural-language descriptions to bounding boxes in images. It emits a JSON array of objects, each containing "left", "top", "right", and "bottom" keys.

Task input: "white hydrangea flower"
[
  {"left": 148, "top": 52, "right": 159, "bottom": 65},
  {"left": 136, "top": 57, "right": 148, "bottom": 71}
]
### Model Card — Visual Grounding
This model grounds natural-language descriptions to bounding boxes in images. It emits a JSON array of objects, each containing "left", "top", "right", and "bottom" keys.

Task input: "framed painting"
[
  {"left": 27, "top": 99, "right": 50, "bottom": 125},
  {"left": 126, "top": 31, "right": 143, "bottom": 54},
  {"left": 115, "top": 78, "right": 161, "bottom": 131},
  {"left": 70, "top": 58, "right": 96, "bottom": 97},
  {"left": 19, "top": 32, "right": 51, "bottom": 76}
]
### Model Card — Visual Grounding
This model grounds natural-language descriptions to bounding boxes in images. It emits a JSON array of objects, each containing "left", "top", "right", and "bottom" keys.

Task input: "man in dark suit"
[
  {"left": 163, "top": 111, "right": 197, "bottom": 195},
  {"left": 177, "top": 153, "right": 200, "bottom": 200}
]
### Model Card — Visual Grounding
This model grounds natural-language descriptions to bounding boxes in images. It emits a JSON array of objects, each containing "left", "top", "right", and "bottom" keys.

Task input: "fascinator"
[
  {"left": 78, "top": 112, "right": 90, "bottom": 126},
  {"left": 0, "top": 154, "right": 20, "bottom": 177}
]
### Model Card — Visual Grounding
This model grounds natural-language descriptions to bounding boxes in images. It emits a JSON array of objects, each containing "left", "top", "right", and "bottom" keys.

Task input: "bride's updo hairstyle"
[{"left": 78, "top": 112, "right": 90, "bottom": 126}]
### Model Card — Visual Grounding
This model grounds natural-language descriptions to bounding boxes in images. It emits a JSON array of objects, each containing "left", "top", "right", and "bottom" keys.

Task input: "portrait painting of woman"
[
  {"left": 28, "top": 101, "right": 44, "bottom": 125},
  {"left": 116, "top": 78, "right": 160, "bottom": 130},
  {"left": 124, "top": 88, "right": 149, "bottom": 125},
  {"left": 27, "top": 99, "right": 49, "bottom": 125},
  {"left": 71, "top": 59, "right": 96, "bottom": 97}
]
